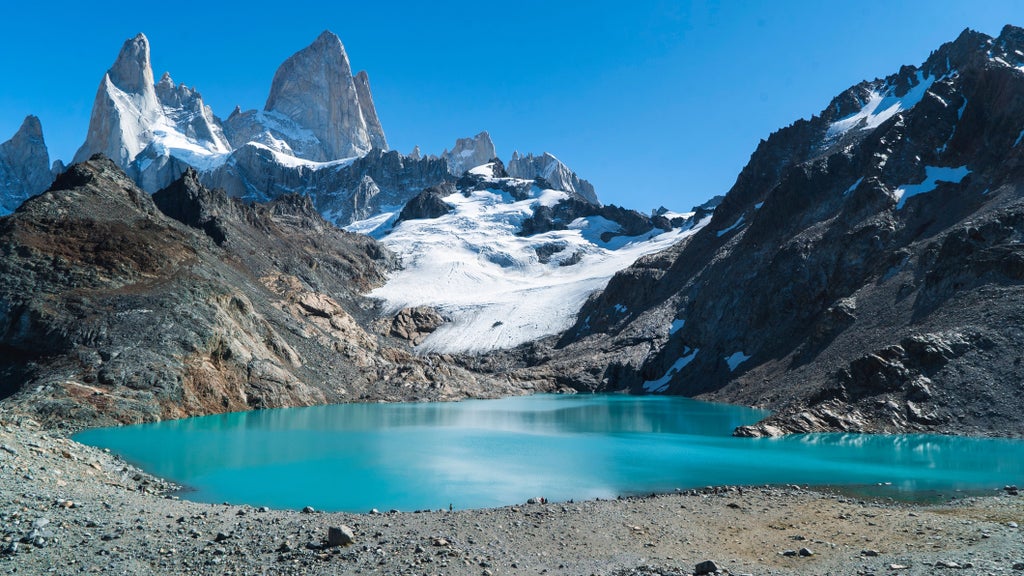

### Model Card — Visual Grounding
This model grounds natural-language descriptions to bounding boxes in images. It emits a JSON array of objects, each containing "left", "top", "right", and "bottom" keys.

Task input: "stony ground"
[{"left": 1, "top": 411, "right": 1022, "bottom": 576}]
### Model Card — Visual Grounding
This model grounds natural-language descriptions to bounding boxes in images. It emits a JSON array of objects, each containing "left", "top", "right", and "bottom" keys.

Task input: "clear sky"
[{"left": 0, "top": 1, "right": 1020, "bottom": 211}]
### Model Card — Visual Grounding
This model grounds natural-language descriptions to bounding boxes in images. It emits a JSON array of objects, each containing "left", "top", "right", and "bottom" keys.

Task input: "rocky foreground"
[{"left": 2, "top": 411, "right": 1022, "bottom": 576}]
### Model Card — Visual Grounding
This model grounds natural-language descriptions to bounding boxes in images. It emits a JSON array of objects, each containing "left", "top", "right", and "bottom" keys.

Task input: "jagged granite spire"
[
  {"left": 0, "top": 115, "right": 56, "bottom": 214},
  {"left": 74, "top": 33, "right": 161, "bottom": 165},
  {"left": 354, "top": 70, "right": 387, "bottom": 150},
  {"left": 442, "top": 131, "right": 496, "bottom": 176},
  {"left": 107, "top": 33, "right": 156, "bottom": 95},
  {"left": 73, "top": 33, "right": 229, "bottom": 190},
  {"left": 264, "top": 30, "right": 387, "bottom": 160},
  {"left": 507, "top": 151, "right": 598, "bottom": 204}
]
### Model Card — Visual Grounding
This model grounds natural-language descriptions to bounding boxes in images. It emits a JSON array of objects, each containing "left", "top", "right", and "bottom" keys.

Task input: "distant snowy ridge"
[
  {"left": 351, "top": 166, "right": 708, "bottom": 353},
  {"left": 59, "top": 32, "right": 612, "bottom": 229}
]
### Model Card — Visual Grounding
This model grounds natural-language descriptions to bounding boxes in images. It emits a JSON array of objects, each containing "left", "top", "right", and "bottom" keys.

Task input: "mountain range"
[{"left": 1, "top": 26, "right": 1023, "bottom": 439}]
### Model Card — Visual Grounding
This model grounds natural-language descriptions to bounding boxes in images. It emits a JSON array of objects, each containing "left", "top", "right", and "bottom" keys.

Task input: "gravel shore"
[{"left": 2, "top": 411, "right": 1022, "bottom": 576}]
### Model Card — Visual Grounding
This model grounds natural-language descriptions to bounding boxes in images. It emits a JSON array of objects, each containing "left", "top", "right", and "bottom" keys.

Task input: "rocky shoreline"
[{"left": 2, "top": 409, "right": 1022, "bottom": 576}]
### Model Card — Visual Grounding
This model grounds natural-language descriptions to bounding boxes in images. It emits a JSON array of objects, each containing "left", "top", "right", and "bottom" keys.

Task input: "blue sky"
[{"left": 0, "top": 1, "right": 1020, "bottom": 211}]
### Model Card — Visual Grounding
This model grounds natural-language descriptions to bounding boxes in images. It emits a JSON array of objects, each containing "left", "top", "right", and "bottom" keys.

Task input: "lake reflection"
[{"left": 74, "top": 394, "right": 1024, "bottom": 511}]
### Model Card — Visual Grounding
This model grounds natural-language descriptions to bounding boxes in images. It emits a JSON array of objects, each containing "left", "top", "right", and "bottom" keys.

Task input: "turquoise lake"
[{"left": 73, "top": 394, "right": 1024, "bottom": 512}]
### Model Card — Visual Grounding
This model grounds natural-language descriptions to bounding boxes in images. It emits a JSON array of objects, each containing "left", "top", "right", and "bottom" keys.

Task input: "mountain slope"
[
  {"left": 0, "top": 157, "right": 532, "bottom": 428},
  {"left": 521, "top": 25, "right": 1024, "bottom": 437}
]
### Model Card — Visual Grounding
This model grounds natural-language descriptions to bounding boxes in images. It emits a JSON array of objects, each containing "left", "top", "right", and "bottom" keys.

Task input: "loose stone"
[{"left": 694, "top": 559, "right": 720, "bottom": 574}]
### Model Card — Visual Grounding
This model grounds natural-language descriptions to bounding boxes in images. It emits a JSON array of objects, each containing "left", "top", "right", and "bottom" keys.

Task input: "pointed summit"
[
  {"left": 354, "top": 70, "right": 387, "bottom": 150},
  {"left": 264, "top": 30, "right": 386, "bottom": 160},
  {"left": 0, "top": 115, "right": 54, "bottom": 214},
  {"left": 443, "top": 131, "right": 496, "bottom": 176},
  {"left": 108, "top": 33, "right": 156, "bottom": 95},
  {"left": 74, "top": 33, "right": 229, "bottom": 188}
]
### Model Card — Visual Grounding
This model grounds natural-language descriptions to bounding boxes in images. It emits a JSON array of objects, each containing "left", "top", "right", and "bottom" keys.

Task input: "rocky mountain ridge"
[
  {"left": 5, "top": 32, "right": 603, "bottom": 229},
  {"left": 0, "top": 157, "right": 546, "bottom": 429},
  {"left": 0, "top": 116, "right": 61, "bottom": 215},
  {"left": 498, "top": 25, "right": 1024, "bottom": 438}
]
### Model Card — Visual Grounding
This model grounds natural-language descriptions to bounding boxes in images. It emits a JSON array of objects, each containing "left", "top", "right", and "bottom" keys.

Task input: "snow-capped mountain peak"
[
  {"left": 73, "top": 33, "right": 230, "bottom": 190},
  {"left": 262, "top": 30, "right": 386, "bottom": 161}
]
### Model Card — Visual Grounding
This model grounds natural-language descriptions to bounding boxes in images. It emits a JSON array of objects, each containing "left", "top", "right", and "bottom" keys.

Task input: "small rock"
[
  {"left": 781, "top": 549, "right": 798, "bottom": 557},
  {"left": 214, "top": 532, "right": 231, "bottom": 543},
  {"left": 861, "top": 549, "right": 880, "bottom": 557},
  {"left": 301, "top": 506, "right": 315, "bottom": 514},
  {"left": 432, "top": 537, "right": 449, "bottom": 546},
  {"left": 414, "top": 544, "right": 425, "bottom": 553},
  {"left": 1011, "top": 561, "right": 1024, "bottom": 570},
  {"left": 258, "top": 506, "right": 270, "bottom": 513},
  {"left": 890, "top": 564, "right": 909, "bottom": 570},
  {"left": 0, "top": 444, "right": 16, "bottom": 456},
  {"left": 935, "top": 560, "right": 960, "bottom": 568},
  {"left": 327, "top": 525, "right": 355, "bottom": 547},
  {"left": 1008, "top": 521, "right": 1019, "bottom": 528},
  {"left": 276, "top": 541, "right": 293, "bottom": 553},
  {"left": 694, "top": 559, "right": 720, "bottom": 575},
  {"left": 369, "top": 508, "right": 380, "bottom": 515},
  {"left": 1, "top": 542, "right": 17, "bottom": 556},
  {"left": 799, "top": 547, "right": 814, "bottom": 557}
]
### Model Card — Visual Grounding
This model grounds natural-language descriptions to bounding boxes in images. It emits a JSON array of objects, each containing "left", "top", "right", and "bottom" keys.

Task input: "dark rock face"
[
  {"left": 518, "top": 199, "right": 663, "bottom": 239},
  {"left": 0, "top": 157, "right": 530, "bottom": 428},
  {"left": 395, "top": 185, "right": 454, "bottom": 224},
  {"left": 204, "top": 148, "right": 452, "bottom": 225},
  {"left": 152, "top": 167, "right": 232, "bottom": 244},
  {"left": 496, "top": 25, "right": 1024, "bottom": 438}
]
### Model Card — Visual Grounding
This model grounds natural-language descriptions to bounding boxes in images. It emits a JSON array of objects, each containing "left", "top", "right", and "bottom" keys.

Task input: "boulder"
[
  {"left": 389, "top": 307, "right": 445, "bottom": 345},
  {"left": 326, "top": 525, "right": 354, "bottom": 547}
]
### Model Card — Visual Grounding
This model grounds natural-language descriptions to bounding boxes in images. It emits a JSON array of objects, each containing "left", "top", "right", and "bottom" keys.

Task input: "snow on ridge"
[
  {"left": 843, "top": 177, "right": 864, "bottom": 197},
  {"left": 724, "top": 351, "right": 751, "bottom": 372},
  {"left": 716, "top": 215, "right": 745, "bottom": 237},
  {"left": 894, "top": 165, "right": 970, "bottom": 209},
  {"left": 360, "top": 187, "right": 709, "bottom": 354},
  {"left": 669, "top": 318, "right": 685, "bottom": 335},
  {"left": 246, "top": 142, "right": 359, "bottom": 171},
  {"left": 642, "top": 348, "right": 700, "bottom": 393},
  {"left": 827, "top": 72, "right": 936, "bottom": 138}
]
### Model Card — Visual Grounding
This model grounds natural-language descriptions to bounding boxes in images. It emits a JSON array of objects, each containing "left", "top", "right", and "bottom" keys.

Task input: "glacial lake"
[{"left": 74, "top": 394, "right": 1024, "bottom": 511}]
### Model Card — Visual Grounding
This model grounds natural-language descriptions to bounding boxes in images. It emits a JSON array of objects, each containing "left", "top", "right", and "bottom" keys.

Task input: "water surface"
[{"left": 74, "top": 394, "right": 1024, "bottom": 511}]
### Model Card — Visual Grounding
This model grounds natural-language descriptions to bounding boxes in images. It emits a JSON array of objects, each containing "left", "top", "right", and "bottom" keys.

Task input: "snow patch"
[
  {"left": 669, "top": 318, "right": 685, "bottom": 335},
  {"left": 724, "top": 351, "right": 751, "bottom": 372},
  {"left": 642, "top": 348, "right": 700, "bottom": 393},
  {"left": 716, "top": 215, "right": 745, "bottom": 237},
  {"left": 468, "top": 163, "right": 494, "bottom": 176},
  {"left": 827, "top": 72, "right": 936, "bottom": 138},
  {"left": 754, "top": 201, "right": 764, "bottom": 210},
  {"left": 843, "top": 177, "right": 864, "bottom": 197},
  {"left": 658, "top": 210, "right": 696, "bottom": 221},
  {"left": 342, "top": 207, "right": 402, "bottom": 238},
  {"left": 894, "top": 165, "right": 971, "bottom": 209},
  {"left": 613, "top": 304, "right": 627, "bottom": 314}
]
